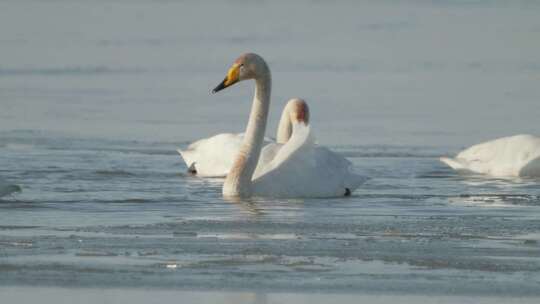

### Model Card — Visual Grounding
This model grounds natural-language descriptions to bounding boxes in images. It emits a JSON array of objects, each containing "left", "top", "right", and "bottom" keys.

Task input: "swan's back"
[
  {"left": 252, "top": 124, "right": 366, "bottom": 198},
  {"left": 178, "top": 133, "right": 279, "bottom": 177},
  {"left": 441, "top": 134, "right": 540, "bottom": 177},
  {"left": 178, "top": 133, "right": 244, "bottom": 177}
]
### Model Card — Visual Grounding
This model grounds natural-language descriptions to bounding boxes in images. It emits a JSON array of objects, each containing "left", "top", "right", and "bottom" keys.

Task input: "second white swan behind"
[{"left": 178, "top": 99, "right": 305, "bottom": 177}]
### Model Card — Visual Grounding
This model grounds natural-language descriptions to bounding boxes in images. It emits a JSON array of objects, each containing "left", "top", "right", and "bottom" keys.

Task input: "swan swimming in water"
[
  {"left": 178, "top": 98, "right": 307, "bottom": 177},
  {"left": 440, "top": 134, "right": 540, "bottom": 177},
  {"left": 212, "top": 53, "right": 366, "bottom": 198}
]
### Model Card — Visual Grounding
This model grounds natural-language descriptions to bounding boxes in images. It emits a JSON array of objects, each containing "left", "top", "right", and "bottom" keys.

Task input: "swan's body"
[
  {"left": 178, "top": 133, "right": 263, "bottom": 177},
  {"left": 0, "top": 178, "right": 21, "bottom": 198},
  {"left": 440, "top": 134, "right": 540, "bottom": 177},
  {"left": 251, "top": 123, "right": 366, "bottom": 197},
  {"left": 213, "top": 53, "right": 366, "bottom": 198},
  {"left": 178, "top": 99, "right": 303, "bottom": 177}
]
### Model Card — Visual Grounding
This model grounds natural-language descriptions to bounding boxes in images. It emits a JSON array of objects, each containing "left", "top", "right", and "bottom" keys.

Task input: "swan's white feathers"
[
  {"left": 178, "top": 133, "right": 276, "bottom": 177},
  {"left": 178, "top": 133, "right": 244, "bottom": 177},
  {"left": 440, "top": 134, "right": 540, "bottom": 177},
  {"left": 254, "top": 142, "right": 283, "bottom": 177},
  {"left": 253, "top": 123, "right": 314, "bottom": 179},
  {"left": 252, "top": 124, "right": 367, "bottom": 198},
  {"left": 177, "top": 124, "right": 366, "bottom": 197},
  {"left": 202, "top": 54, "right": 367, "bottom": 198}
]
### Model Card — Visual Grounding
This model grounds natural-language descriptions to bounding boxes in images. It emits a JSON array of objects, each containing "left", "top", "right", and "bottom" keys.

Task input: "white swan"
[
  {"left": 0, "top": 178, "right": 21, "bottom": 198},
  {"left": 212, "top": 53, "right": 366, "bottom": 198},
  {"left": 440, "top": 134, "right": 540, "bottom": 177},
  {"left": 177, "top": 99, "right": 305, "bottom": 177}
]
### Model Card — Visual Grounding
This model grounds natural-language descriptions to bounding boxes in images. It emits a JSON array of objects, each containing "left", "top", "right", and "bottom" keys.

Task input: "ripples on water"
[
  {"left": 1, "top": 130, "right": 540, "bottom": 295},
  {"left": 1, "top": 0, "right": 540, "bottom": 298}
]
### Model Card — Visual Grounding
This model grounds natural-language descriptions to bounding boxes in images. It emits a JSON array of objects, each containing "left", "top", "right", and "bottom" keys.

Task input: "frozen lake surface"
[{"left": 1, "top": 0, "right": 540, "bottom": 300}]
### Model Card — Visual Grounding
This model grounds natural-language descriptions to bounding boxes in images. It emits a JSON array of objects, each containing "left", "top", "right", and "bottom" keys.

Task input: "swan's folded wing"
[
  {"left": 252, "top": 124, "right": 314, "bottom": 180},
  {"left": 252, "top": 124, "right": 365, "bottom": 197},
  {"left": 440, "top": 157, "right": 470, "bottom": 171},
  {"left": 254, "top": 142, "right": 283, "bottom": 177},
  {"left": 313, "top": 146, "right": 367, "bottom": 191}
]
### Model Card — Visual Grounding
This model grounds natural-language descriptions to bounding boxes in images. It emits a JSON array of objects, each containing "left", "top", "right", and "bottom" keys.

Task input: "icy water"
[{"left": 1, "top": 0, "right": 540, "bottom": 301}]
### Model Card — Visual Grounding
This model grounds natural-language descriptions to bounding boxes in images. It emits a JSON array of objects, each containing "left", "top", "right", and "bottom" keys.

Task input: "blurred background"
[{"left": 1, "top": 0, "right": 539, "bottom": 147}]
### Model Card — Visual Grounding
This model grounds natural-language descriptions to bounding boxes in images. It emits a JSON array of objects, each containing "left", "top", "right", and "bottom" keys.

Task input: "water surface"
[{"left": 1, "top": 0, "right": 540, "bottom": 298}]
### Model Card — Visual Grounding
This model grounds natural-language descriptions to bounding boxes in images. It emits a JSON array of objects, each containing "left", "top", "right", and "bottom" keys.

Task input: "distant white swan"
[
  {"left": 0, "top": 178, "right": 21, "bottom": 198},
  {"left": 212, "top": 53, "right": 366, "bottom": 198},
  {"left": 177, "top": 98, "right": 305, "bottom": 177},
  {"left": 440, "top": 134, "right": 540, "bottom": 177}
]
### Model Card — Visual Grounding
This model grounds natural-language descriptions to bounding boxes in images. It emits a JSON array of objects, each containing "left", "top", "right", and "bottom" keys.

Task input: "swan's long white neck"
[
  {"left": 276, "top": 98, "right": 309, "bottom": 144},
  {"left": 223, "top": 69, "right": 271, "bottom": 197}
]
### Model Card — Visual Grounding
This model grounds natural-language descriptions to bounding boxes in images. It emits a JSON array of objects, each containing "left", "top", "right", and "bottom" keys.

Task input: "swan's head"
[
  {"left": 286, "top": 98, "right": 310, "bottom": 125},
  {"left": 212, "top": 53, "right": 269, "bottom": 93}
]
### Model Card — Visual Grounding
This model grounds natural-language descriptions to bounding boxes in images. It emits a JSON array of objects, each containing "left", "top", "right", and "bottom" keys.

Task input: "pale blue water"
[{"left": 1, "top": 0, "right": 540, "bottom": 297}]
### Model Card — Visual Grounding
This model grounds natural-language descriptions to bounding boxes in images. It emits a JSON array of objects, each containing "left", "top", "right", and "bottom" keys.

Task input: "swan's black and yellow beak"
[{"left": 212, "top": 63, "right": 240, "bottom": 93}]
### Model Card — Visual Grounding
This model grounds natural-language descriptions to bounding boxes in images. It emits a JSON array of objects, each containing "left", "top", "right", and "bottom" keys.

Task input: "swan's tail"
[
  {"left": 177, "top": 149, "right": 192, "bottom": 166},
  {"left": 0, "top": 184, "right": 21, "bottom": 198},
  {"left": 440, "top": 157, "right": 467, "bottom": 170},
  {"left": 177, "top": 149, "right": 197, "bottom": 174}
]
